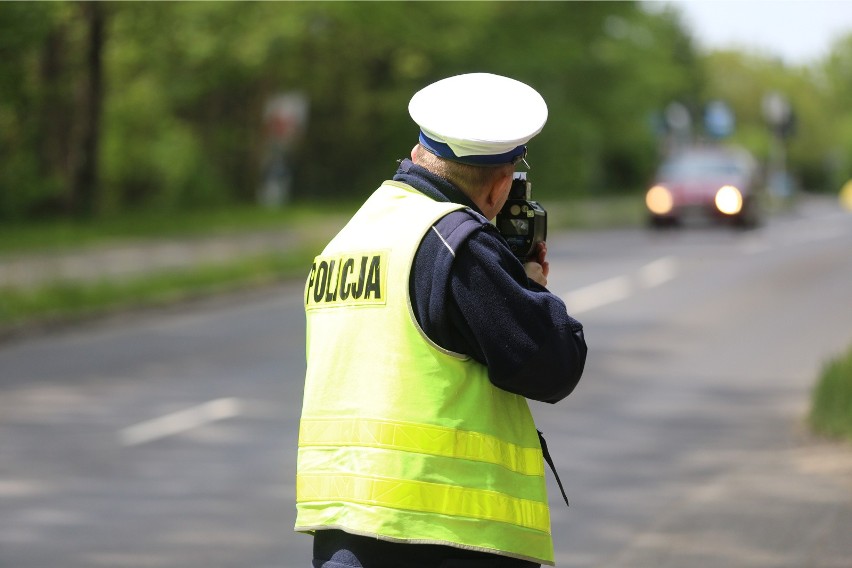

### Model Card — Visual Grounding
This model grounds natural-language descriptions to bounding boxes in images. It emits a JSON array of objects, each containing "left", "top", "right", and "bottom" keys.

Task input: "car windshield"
[{"left": 660, "top": 154, "right": 744, "bottom": 179}]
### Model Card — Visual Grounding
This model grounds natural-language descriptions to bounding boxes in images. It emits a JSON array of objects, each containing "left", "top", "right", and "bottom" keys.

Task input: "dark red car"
[{"left": 645, "top": 146, "right": 763, "bottom": 228}]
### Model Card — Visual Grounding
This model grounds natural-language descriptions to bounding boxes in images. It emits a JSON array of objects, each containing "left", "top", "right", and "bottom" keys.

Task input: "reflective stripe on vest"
[
  {"left": 299, "top": 417, "right": 544, "bottom": 477},
  {"left": 297, "top": 472, "right": 549, "bottom": 532}
]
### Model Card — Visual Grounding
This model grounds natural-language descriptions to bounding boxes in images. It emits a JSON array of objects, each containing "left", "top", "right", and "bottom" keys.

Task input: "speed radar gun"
[{"left": 496, "top": 172, "right": 547, "bottom": 261}]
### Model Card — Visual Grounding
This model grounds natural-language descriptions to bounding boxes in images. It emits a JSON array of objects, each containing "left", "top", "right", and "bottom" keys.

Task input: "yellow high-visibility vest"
[{"left": 296, "top": 181, "right": 554, "bottom": 565}]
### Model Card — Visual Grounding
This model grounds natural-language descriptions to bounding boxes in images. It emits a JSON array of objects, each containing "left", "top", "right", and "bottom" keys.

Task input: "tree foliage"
[
  {"left": 701, "top": 50, "right": 835, "bottom": 192},
  {"left": 0, "top": 1, "right": 848, "bottom": 221}
]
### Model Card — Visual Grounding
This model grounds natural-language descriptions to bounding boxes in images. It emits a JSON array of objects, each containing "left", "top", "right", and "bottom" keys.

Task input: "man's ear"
[{"left": 485, "top": 169, "right": 514, "bottom": 208}]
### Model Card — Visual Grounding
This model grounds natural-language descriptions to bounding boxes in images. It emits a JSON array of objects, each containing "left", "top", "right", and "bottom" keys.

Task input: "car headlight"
[
  {"left": 646, "top": 185, "right": 673, "bottom": 215},
  {"left": 715, "top": 185, "right": 743, "bottom": 215}
]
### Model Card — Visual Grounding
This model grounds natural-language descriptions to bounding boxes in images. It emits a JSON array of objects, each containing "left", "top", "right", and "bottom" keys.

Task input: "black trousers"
[{"left": 313, "top": 530, "right": 541, "bottom": 568}]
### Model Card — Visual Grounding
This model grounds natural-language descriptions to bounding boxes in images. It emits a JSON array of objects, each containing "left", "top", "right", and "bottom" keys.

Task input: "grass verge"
[
  {"left": 0, "top": 201, "right": 360, "bottom": 254},
  {"left": 0, "top": 248, "right": 316, "bottom": 334},
  {"left": 0, "top": 203, "right": 354, "bottom": 335},
  {"left": 548, "top": 194, "right": 646, "bottom": 230},
  {"left": 809, "top": 345, "right": 852, "bottom": 442},
  {"left": 0, "top": 196, "right": 642, "bottom": 335}
]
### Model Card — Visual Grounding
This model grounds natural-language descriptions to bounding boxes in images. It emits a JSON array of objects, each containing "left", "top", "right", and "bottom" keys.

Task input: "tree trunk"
[{"left": 72, "top": 1, "right": 105, "bottom": 218}]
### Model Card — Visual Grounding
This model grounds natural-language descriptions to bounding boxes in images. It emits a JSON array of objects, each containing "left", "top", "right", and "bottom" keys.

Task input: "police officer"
[{"left": 296, "top": 73, "right": 587, "bottom": 568}]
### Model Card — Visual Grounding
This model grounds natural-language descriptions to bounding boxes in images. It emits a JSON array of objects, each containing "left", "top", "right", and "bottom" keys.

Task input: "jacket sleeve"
[{"left": 446, "top": 225, "right": 587, "bottom": 403}]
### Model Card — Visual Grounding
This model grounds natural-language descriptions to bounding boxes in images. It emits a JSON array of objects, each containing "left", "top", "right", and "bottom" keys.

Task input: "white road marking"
[
  {"left": 637, "top": 256, "right": 677, "bottom": 288},
  {"left": 564, "top": 276, "right": 632, "bottom": 314},
  {"left": 563, "top": 256, "right": 678, "bottom": 314},
  {"left": 119, "top": 397, "right": 242, "bottom": 446}
]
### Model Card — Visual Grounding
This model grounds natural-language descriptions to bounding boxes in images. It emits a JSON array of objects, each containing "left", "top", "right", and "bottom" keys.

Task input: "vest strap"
[{"left": 537, "top": 430, "right": 569, "bottom": 507}]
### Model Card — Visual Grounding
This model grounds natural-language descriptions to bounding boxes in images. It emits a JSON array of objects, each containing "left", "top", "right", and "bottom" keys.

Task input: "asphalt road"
[{"left": 1, "top": 198, "right": 851, "bottom": 568}]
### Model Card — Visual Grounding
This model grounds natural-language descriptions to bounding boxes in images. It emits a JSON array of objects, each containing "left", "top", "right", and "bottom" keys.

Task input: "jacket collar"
[{"left": 392, "top": 159, "right": 484, "bottom": 217}]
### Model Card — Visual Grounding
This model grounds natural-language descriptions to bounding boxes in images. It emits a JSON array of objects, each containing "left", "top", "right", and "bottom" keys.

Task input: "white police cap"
[{"left": 409, "top": 72, "right": 548, "bottom": 166}]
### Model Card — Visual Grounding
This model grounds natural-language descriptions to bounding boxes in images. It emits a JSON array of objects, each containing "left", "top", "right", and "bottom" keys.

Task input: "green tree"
[
  {"left": 0, "top": 1, "right": 708, "bottom": 219},
  {"left": 0, "top": 2, "right": 67, "bottom": 219},
  {"left": 823, "top": 33, "right": 852, "bottom": 190},
  {"left": 702, "top": 50, "right": 835, "bottom": 191}
]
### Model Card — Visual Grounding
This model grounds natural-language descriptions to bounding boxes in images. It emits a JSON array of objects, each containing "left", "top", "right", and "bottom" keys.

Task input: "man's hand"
[{"left": 524, "top": 242, "right": 549, "bottom": 287}]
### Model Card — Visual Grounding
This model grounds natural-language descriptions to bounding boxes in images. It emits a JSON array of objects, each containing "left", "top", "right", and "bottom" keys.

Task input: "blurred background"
[
  {"left": 2, "top": 2, "right": 852, "bottom": 568},
  {"left": 3, "top": 0, "right": 852, "bottom": 221}
]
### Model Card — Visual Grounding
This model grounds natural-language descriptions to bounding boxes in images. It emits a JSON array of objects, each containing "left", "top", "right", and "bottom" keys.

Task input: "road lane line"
[
  {"left": 637, "top": 255, "right": 677, "bottom": 288},
  {"left": 119, "top": 397, "right": 242, "bottom": 446},
  {"left": 563, "top": 256, "right": 678, "bottom": 314},
  {"left": 564, "top": 275, "right": 632, "bottom": 314}
]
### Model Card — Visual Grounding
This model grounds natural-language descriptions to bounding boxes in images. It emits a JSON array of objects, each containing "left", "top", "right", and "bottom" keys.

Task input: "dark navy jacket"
[
  {"left": 398, "top": 159, "right": 586, "bottom": 402},
  {"left": 312, "top": 160, "right": 588, "bottom": 568}
]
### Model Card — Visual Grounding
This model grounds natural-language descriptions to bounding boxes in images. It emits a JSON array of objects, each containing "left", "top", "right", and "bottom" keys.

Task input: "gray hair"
[{"left": 411, "top": 144, "right": 512, "bottom": 198}]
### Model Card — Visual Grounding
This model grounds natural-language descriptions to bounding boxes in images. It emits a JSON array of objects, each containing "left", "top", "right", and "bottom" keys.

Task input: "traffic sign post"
[
  {"left": 704, "top": 100, "right": 735, "bottom": 139},
  {"left": 762, "top": 91, "right": 793, "bottom": 197},
  {"left": 259, "top": 92, "right": 309, "bottom": 207}
]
